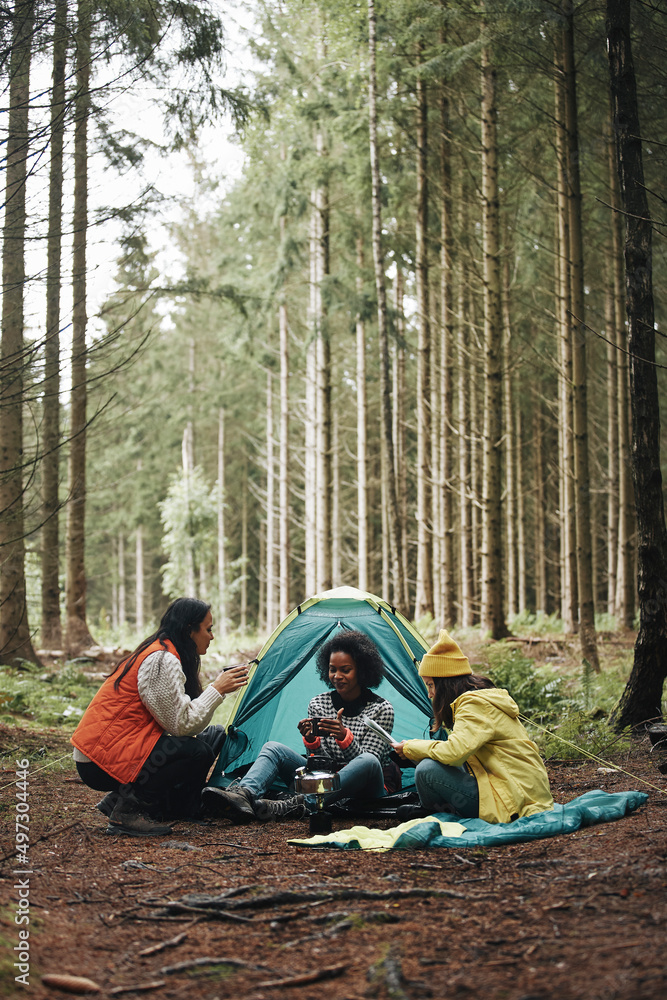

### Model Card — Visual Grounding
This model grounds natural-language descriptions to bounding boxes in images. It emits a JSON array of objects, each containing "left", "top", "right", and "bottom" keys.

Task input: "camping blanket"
[{"left": 288, "top": 789, "right": 648, "bottom": 851}]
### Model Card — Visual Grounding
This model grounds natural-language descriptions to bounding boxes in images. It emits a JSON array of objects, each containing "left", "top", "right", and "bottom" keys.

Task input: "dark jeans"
[
  {"left": 414, "top": 758, "right": 480, "bottom": 816},
  {"left": 76, "top": 725, "right": 226, "bottom": 819}
]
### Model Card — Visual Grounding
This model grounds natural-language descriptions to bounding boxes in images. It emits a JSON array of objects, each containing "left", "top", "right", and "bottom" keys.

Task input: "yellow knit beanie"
[{"left": 418, "top": 629, "right": 472, "bottom": 677}]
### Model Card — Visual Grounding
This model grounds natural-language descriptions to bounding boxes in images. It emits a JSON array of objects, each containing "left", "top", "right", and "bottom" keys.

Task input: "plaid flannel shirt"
[{"left": 304, "top": 689, "right": 394, "bottom": 766}]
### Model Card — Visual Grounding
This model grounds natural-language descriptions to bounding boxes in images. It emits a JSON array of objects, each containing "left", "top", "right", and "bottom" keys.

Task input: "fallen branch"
[
  {"left": 257, "top": 908, "right": 307, "bottom": 924},
  {"left": 600, "top": 939, "right": 645, "bottom": 950},
  {"left": 142, "top": 884, "right": 256, "bottom": 907},
  {"left": 170, "top": 886, "right": 468, "bottom": 915},
  {"left": 283, "top": 917, "right": 355, "bottom": 948},
  {"left": 509, "top": 636, "right": 568, "bottom": 647},
  {"left": 256, "top": 963, "right": 348, "bottom": 988},
  {"left": 308, "top": 908, "right": 400, "bottom": 926},
  {"left": 204, "top": 841, "right": 267, "bottom": 851},
  {"left": 160, "top": 956, "right": 268, "bottom": 975},
  {"left": 282, "top": 910, "right": 396, "bottom": 950},
  {"left": 109, "top": 981, "right": 166, "bottom": 995},
  {"left": 138, "top": 932, "right": 187, "bottom": 957},
  {"left": 211, "top": 852, "right": 279, "bottom": 863},
  {"left": 147, "top": 901, "right": 253, "bottom": 923},
  {"left": 130, "top": 915, "right": 205, "bottom": 924}
]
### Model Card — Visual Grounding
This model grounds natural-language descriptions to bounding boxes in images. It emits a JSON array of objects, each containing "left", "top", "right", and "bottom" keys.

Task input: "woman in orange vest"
[{"left": 71, "top": 598, "right": 248, "bottom": 837}]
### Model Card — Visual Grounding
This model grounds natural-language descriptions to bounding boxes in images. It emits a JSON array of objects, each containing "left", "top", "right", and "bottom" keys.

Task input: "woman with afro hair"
[{"left": 202, "top": 629, "right": 397, "bottom": 823}]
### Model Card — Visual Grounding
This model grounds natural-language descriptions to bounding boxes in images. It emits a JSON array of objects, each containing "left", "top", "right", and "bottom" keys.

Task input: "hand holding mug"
[
  {"left": 298, "top": 717, "right": 318, "bottom": 739},
  {"left": 316, "top": 708, "right": 347, "bottom": 741},
  {"left": 212, "top": 664, "right": 249, "bottom": 696}
]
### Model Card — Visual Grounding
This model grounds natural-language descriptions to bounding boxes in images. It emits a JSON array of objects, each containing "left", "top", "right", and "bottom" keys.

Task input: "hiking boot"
[
  {"left": 396, "top": 803, "right": 433, "bottom": 821},
  {"left": 95, "top": 791, "right": 119, "bottom": 818},
  {"left": 201, "top": 783, "right": 256, "bottom": 824},
  {"left": 106, "top": 789, "right": 173, "bottom": 838},
  {"left": 254, "top": 793, "right": 307, "bottom": 822}
]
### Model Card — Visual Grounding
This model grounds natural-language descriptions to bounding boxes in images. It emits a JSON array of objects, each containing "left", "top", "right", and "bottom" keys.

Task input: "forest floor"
[
  {"left": 1, "top": 628, "right": 666, "bottom": 1000},
  {"left": 1, "top": 722, "right": 666, "bottom": 1000}
]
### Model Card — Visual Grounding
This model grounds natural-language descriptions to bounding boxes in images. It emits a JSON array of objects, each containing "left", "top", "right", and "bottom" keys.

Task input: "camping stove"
[{"left": 294, "top": 756, "right": 340, "bottom": 835}]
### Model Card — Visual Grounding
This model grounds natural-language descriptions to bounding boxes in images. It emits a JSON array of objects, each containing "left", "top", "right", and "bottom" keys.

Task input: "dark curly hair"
[{"left": 315, "top": 629, "right": 385, "bottom": 690}]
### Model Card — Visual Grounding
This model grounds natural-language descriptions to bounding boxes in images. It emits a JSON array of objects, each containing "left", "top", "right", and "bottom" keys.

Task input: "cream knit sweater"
[{"left": 72, "top": 650, "right": 224, "bottom": 764}]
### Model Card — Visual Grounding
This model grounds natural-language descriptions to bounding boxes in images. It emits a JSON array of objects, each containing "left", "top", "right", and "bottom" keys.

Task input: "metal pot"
[
  {"left": 294, "top": 757, "right": 340, "bottom": 835},
  {"left": 294, "top": 763, "right": 341, "bottom": 797}
]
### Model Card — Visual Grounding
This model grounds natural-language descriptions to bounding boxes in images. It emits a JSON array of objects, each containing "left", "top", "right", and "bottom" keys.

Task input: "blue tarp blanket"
[{"left": 288, "top": 789, "right": 648, "bottom": 851}]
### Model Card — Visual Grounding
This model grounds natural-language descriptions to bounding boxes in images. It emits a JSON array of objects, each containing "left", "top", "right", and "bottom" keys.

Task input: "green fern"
[{"left": 485, "top": 644, "right": 566, "bottom": 722}]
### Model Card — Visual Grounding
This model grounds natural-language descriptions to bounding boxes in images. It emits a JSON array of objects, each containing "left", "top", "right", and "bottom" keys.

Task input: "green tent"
[{"left": 209, "top": 587, "right": 433, "bottom": 790}]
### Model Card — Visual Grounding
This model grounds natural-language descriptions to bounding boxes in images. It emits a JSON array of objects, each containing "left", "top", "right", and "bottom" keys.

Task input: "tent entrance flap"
[{"left": 210, "top": 587, "right": 433, "bottom": 786}]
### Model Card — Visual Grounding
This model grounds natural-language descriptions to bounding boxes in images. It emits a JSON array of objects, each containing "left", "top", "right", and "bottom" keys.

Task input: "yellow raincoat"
[{"left": 401, "top": 688, "right": 553, "bottom": 823}]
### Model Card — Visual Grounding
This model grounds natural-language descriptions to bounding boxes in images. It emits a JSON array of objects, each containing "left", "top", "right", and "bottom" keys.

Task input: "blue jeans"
[
  {"left": 241, "top": 741, "right": 386, "bottom": 806},
  {"left": 414, "top": 759, "right": 479, "bottom": 817}
]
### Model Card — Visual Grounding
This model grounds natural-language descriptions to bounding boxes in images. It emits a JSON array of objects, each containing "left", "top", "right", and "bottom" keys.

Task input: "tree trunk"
[
  {"left": 0, "top": 0, "right": 40, "bottom": 666},
  {"left": 356, "top": 237, "right": 368, "bottom": 593},
  {"left": 257, "top": 519, "right": 264, "bottom": 631},
  {"left": 469, "top": 305, "right": 481, "bottom": 623},
  {"left": 41, "top": 0, "right": 67, "bottom": 650},
  {"left": 240, "top": 458, "right": 248, "bottom": 631},
  {"left": 480, "top": 23, "right": 507, "bottom": 639},
  {"left": 604, "top": 268, "right": 619, "bottom": 617},
  {"left": 393, "top": 268, "right": 409, "bottom": 605},
  {"left": 118, "top": 531, "right": 125, "bottom": 629},
  {"left": 439, "top": 58, "right": 455, "bottom": 626},
  {"left": 181, "top": 424, "right": 195, "bottom": 596},
  {"left": 561, "top": 1, "right": 599, "bottom": 670},
  {"left": 534, "top": 404, "right": 547, "bottom": 614},
  {"left": 66, "top": 0, "right": 95, "bottom": 653},
  {"left": 135, "top": 523, "right": 144, "bottom": 634},
  {"left": 607, "top": 0, "right": 667, "bottom": 727},
  {"left": 605, "top": 126, "right": 621, "bottom": 620},
  {"left": 502, "top": 257, "right": 516, "bottom": 619},
  {"left": 279, "top": 239, "right": 290, "bottom": 619},
  {"left": 414, "top": 51, "right": 433, "bottom": 621},
  {"left": 608, "top": 118, "right": 635, "bottom": 628},
  {"left": 458, "top": 277, "right": 473, "bottom": 629},
  {"left": 381, "top": 473, "right": 389, "bottom": 601},
  {"left": 265, "top": 367, "right": 276, "bottom": 629},
  {"left": 332, "top": 401, "right": 341, "bottom": 586},
  {"left": 217, "top": 407, "right": 227, "bottom": 628},
  {"left": 554, "top": 41, "right": 578, "bottom": 634},
  {"left": 515, "top": 403, "right": 527, "bottom": 612},
  {"left": 431, "top": 286, "right": 441, "bottom": 623},
  {"left": 305, "top": 209, "right": 318, "bottom": 597},
  {"left": 111, "top": 537, "right": 118, "bottom": 631},
  {"left": 368, "top": 0, "right": 402, "bottom": 606},
  {"left": 315, "top": 125, "right": 332, "bottom": 592}
]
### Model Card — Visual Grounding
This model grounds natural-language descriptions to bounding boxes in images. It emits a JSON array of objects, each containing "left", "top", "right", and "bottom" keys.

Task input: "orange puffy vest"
[{"left": 71, "top": 639, "right": 177, "bottom": 784}]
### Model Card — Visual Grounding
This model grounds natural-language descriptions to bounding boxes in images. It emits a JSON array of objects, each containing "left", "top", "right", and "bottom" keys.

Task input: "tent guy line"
[{"left": 520, "top": 715, "right": 666, "bottom": 795}]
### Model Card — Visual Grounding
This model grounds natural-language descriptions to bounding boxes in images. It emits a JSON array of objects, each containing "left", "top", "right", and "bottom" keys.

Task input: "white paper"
[{"left": 362, "top": 714, "right": 395, "bottom": 746}]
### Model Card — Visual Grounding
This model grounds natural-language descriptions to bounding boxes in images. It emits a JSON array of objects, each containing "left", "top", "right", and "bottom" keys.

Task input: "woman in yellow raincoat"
[{"left": 392, "top": 631, "right": 553, "bottom": 823}]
